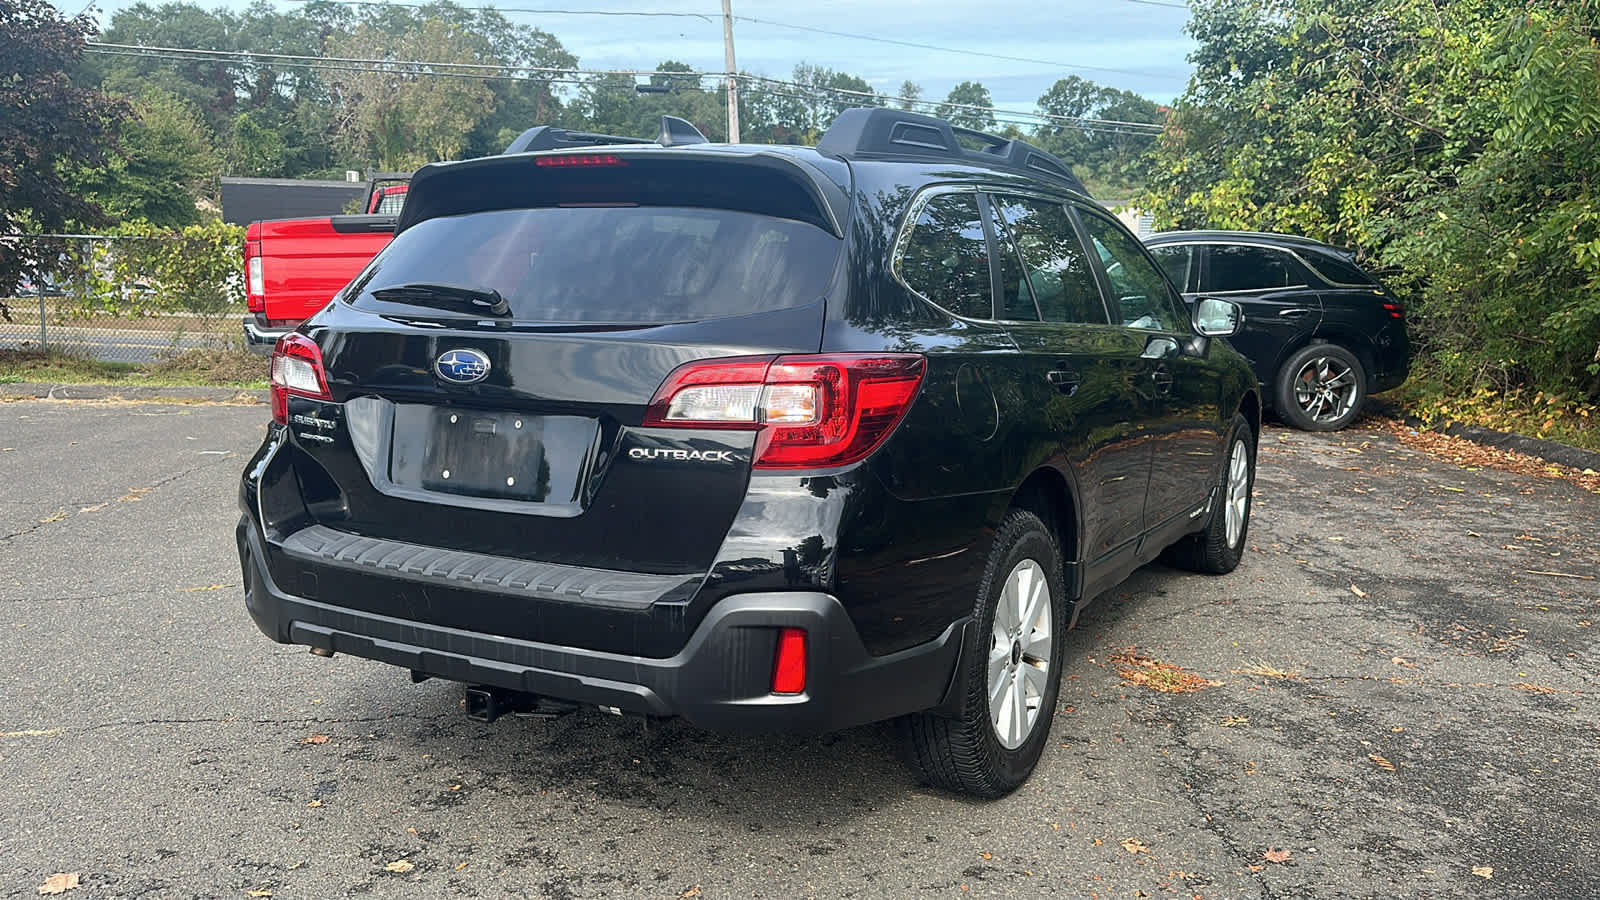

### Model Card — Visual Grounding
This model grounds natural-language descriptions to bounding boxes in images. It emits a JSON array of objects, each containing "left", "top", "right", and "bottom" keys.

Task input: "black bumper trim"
[
  {"left": 240, "top": 518, "right": 968, "bottom": 733},
  {"left": 280, "top": 524, "right": 699, "bottom": 610}
]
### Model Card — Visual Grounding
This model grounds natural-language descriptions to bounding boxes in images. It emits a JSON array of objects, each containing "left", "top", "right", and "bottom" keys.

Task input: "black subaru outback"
[{"left": 238, "top": 109, "right": 1260, "bottom": 797}]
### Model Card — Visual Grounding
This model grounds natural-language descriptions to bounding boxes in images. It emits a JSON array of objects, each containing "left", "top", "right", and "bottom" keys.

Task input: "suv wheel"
[
  {"left": 1276, "top": 343, "right": 1366, "bottom": 431},
  {"left": 1163, "top": 414, "right": 1255, "bottom": 574},
  {"left": 899, "top": 508, "right": 1066, "bottom": 798}
]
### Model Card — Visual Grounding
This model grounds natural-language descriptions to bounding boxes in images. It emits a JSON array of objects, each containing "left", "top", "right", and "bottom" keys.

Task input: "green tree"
[
  {"left": 897, "top": 80, "right": 922, "bottom": 111},
  {"left": 937, "top": 80, "right": 995, "bottom": 131},
  {"left": 70, "top": 90, "right": 221, "bottom": 227},
  {"left": 0, "top": 0, "right": 129, "bottom": 292}
]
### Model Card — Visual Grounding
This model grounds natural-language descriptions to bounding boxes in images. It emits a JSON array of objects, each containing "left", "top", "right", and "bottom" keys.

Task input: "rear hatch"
[{"left": 276, "top": 150, "right": 849, "bottom": 590}]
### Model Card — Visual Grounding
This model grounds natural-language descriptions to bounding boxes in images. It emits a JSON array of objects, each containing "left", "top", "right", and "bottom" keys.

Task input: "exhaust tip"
[{"left": 309, "top": 646, "right": 335, "bottom": 658}]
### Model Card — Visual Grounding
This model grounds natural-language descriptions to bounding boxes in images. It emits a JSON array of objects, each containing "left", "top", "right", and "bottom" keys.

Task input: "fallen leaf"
[
  {"left": 1221, "top": 715, "right": 1250, "bottom": 727},
  {"left": 179, "top": 584, "right": 227, "bottom": 593},
  {"left": 37, "top": 873, "right": 80, "bottom": 894},
  {"left": 38, "top": 510, "right": 66, "bottom": 524},
  {"left": 980, "top": 852, "right": 992, "bottom": 860},
  {"left": 1248, "top": 864, "right": 1266, "bottom": 873},
  {"left": 1368, "top": 753, "right": 1397, "bottom": 772},
  {"left": 299, "top": 735, "right": 330, "bottom": 745},
  {"left": 680, "top": 887, "right": 702, "bottom": 898},
  {"left": 1121, "top": 838, "right": 1150, "bottom": 854},
  {"left": 305, "top": 800, "right": 323, "bottom": 808},
  {"left": 246, "top": 891, "right": 273, "bottom": 898},
  {"left": 454, "top": 862, "right": 468, "bottom": 871},
  {"left": 1111, "top": 648, "right": 1219, "bottom": 693},
  {"left": 1472, "top": 866, "right": 1494, "bottom": 879},
  {"left": 383, "top": 860, "right": 414, "bottom": 873},
  {"left": 1349, "top": 584, "right": 1368, "bottom": 598},
  {"left": 78, "top": 503, "right": 107, "bottom": 513},
  {"left": 1263, "top": 848, "right": 1291, "bottom": 864}
]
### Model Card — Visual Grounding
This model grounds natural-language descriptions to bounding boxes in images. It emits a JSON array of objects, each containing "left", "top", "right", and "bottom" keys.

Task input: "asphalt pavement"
[{"left": 1, "top": 399, "right": 1596, "bottom": 898}]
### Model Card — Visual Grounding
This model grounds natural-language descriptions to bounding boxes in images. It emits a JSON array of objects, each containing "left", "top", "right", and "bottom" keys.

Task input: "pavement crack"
[{"left": 0, "top": 456, "right": 237, "bottom": 544}]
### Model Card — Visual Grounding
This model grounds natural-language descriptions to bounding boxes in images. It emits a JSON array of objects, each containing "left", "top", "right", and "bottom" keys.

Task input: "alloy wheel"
[{"left": 988, "top": 558, "right": 1053, "bottom": 749}]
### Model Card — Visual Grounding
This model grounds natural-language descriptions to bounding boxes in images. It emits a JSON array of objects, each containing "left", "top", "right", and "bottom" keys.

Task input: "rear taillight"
[
  {"left": 245, "top": 240, "right": 264, "bottom": 313},
  {"left": 1381, "top": 301, "right": 1404, "bottom": 320},
  {"left": 772, "top": 627, "right": 807, "bottom": 694},
  {"left": 641, "top": 354, "right": 925, "bottom": 469},
  {"left": 270, "top": 333, "right": 331, "bottom": 424}
]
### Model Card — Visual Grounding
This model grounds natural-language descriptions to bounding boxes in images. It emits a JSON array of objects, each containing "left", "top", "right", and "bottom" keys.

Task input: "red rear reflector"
[
  {"left": 641, "top": 354, "right": 925, "bottom": 469},
  {"left": 534, "top": 154, "right": 626, "bottom": 167},
  {"left": 270, "top": 333, "right": 331, "bottom": 425},
  {"left": 772, "top": 628, "right": 807, "bottom": 694},
  {"left": 1382, "top": 302, "right": 1404, "bottom": 320}
]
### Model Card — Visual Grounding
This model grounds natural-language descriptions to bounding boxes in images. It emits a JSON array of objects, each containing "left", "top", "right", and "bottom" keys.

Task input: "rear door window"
[
  {"left": 1202, "top": 245, "right": 1313, "bottom": 293},
  {"left": 349, "top": 206, "right": 841, "bottom": 324},
  {"left": 1147, "top": 244, "right": 1194, "bottom": 293},
  {"left": 991, "top": 196, "right": 1108, "bottom": 325},
  {"left": 896, "top": 193, "right": 994, "bottom": 320}
]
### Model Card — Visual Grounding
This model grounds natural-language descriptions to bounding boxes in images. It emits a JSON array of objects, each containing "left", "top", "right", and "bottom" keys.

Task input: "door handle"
[
  {"left": 1151, "top": 364, "right": 1174, "bottom": 394},
  {"left": 1278, "top": 308, "right": 1313, "bottom": 318},
  {"left": 1046, "top": 368, "right": 1081, "bottom": 396}
]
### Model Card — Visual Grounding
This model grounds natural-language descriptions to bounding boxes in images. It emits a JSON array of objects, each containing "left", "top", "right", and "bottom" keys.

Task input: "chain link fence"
[{"left": 2, "top": 233, "right": 246, "bottom": 364}]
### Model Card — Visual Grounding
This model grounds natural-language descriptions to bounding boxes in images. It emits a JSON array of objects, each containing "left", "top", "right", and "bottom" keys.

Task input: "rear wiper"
[{"left": 369, "top": 282, "right": 511, "bottom": 317}]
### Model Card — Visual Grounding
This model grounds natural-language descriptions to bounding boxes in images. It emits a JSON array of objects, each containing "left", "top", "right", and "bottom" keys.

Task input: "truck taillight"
[
  {"left": 245, "top": 240, "right": 265, "bottom": 312},
  {"left": 270, "top": 333, "right": 331, "bottom": 424},
  {"left": 642, "top": 354, "right": 925, "bottom": 469}
]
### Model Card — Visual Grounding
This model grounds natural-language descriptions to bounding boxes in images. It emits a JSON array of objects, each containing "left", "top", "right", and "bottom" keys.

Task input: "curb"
[
  {"left": 0, "top": 382, "right": 267, "bottom": 405},
  {"left": 1366, "top": 397, "right": 1600, "bottom": 473}
]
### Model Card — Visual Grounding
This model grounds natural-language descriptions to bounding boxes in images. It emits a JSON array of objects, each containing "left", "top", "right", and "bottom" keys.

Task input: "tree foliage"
[
  {"left": 1034, "top": 75, "right": 1163, "bottom": 198},
  {"left": 938, "top": 80, "right": 996, "bottom": 131},
  {"left": 1142, "top": 0, "right": 1600, "bottom": 399},
  {"left": 0, "top": 0, "right": 129, "bottom": 291}
]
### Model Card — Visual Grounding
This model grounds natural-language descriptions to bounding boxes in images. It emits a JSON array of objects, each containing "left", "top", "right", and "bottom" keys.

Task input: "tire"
[
  {"left": 1164, "top": 414, "right": 1255, "bottom": 575},
  {"left": 1275, "top": 343, "right": 1366, "bottom": 431},
  {"left": 898, "top": 508, "right": 1067, "bottom": 798}
]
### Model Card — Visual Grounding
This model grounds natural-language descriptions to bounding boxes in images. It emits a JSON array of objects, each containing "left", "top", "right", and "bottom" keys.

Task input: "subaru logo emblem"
[{"left": 435, "top": 348, "right": 490, "bottom": 385}]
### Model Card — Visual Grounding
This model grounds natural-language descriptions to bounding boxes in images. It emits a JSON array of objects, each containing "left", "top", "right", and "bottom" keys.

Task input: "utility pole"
[{"left": 721, "top": 0, "right": 740, "bottom": 142}]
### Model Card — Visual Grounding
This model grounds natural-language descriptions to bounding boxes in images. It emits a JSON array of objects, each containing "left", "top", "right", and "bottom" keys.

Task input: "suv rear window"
[{"left": 349, "top": 206, "right": 841, "bottom": 324}]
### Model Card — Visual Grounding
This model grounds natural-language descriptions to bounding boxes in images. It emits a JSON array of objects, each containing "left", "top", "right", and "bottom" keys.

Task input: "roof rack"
[
  {"left": 816, "top": 108, "right": 1088, "bottom": 196},
  {"left": 503, "top": 116, "right": 709, "bottom": 154}
]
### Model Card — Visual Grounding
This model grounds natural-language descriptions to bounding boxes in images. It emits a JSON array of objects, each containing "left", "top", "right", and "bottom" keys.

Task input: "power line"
[
  {"left": 276, "top": 0, "right": 1187, "bottom": 80},
  {"left": 283, "top": 0, "right": 715, "bottom": 21},
  {"left": 84, "top": 42, "right": 1166, "bottom": 133},
  {"left": 733, "top": 16, "right": 1189, "bottom": 80}
]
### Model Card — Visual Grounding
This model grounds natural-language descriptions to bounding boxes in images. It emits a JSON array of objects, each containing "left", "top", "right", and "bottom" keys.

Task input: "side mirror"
[{"left": 1193, "top": 297, "right": 1243, "bottom": 337}]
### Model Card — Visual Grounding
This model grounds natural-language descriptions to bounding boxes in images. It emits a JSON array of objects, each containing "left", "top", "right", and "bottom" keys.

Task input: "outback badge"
[{"left": 435, "top": 348, "right": 490, "bottom": 385}]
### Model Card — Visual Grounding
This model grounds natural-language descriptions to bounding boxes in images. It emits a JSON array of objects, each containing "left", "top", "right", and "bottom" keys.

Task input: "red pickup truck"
[{"left": 241, "top": 176, "right": 408, "bottom": 349}]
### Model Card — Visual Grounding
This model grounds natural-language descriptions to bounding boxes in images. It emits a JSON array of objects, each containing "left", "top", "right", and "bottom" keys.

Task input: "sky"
[{"left": 76, "top": 0, "right": 1200, "bottom": 111}]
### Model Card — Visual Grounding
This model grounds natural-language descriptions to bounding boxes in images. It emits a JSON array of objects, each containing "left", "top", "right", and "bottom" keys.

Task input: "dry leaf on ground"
[
  {"left": 383, "top": 860, "right": 415, "bottom": 873},
  {"left": 37, "top": 873, "right": 80, "bottom": 895},
  {"left": 1472, "top": 866, "right": 1494, "bottom": 879},
  {"left": 1350, "top": 584, "right": 1369, "bottom": 598},
  {"left": 1263, "top": 849, "right": 1292, "bottom": 864},
  {"left": 1369, "top": 753, "right": 1397, "bottom": 772},
  {"left": 1120, "top": 838, "right": 1150, "bottom": 854},
  {"left": 299, "top": 734, "right": 329, "bottom": 745},
  {"left": 246, "top": 891, "right": 273, "bottom": 898},
  {"left": 1111, "top": 648, "right": 1219, "bottom": 693}
]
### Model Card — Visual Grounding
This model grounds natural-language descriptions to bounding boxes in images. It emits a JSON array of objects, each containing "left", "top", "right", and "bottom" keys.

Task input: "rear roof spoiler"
[{"left": 503, "top": 116, "right": 709, "bottom": 154}]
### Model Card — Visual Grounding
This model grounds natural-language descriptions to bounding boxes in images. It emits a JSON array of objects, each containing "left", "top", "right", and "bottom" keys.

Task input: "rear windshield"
[
  {"left": 1303, "top": 250, "right": 1378, "bottom": 287},
  {"left": 347, "top": 206, "right": 841, "bottom": 324}
]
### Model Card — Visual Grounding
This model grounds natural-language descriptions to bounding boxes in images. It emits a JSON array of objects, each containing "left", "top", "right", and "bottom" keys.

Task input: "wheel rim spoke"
[
  {"left": 1224, "top": 439, "right": 1248, "bottom": 547},
  {"left": 988, "top": 558, "right": 1053, "bottom": 749}
]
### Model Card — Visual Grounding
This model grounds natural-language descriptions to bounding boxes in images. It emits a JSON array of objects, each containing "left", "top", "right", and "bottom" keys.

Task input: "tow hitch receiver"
[{"left": 463, "top": 687, "right": 578, "bottom": 723}]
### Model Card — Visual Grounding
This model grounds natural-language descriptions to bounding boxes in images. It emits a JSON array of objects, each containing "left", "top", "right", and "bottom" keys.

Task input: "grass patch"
[
  {"left": 0, "top": 348, "right": 267, "bottom": 389},
  {"left": 1390, "top": 377, "right": 1600, "bottom": 453}
]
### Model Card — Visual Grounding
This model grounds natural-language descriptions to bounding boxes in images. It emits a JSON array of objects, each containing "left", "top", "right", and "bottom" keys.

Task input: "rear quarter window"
[{"left": 895, "top": 193, "right": 993, "bottom": 320}]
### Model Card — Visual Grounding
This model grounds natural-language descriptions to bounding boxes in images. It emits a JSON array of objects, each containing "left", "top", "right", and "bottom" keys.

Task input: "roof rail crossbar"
[{"left": 816, "top": 107, "right": 1089, "bottom": 196}]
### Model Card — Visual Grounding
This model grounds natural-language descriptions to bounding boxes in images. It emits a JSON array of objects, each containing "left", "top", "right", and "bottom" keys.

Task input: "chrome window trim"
[{"left": 1147, "top": 238, "right": 1376, "bottom": 289}]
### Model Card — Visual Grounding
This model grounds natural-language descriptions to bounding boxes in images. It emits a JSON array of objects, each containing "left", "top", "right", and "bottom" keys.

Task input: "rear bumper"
[
  {"left": 236, "top": 516, "right": 968, "bottom": 733},
  {"left": 242, "top": 315, "right": 291, "bottom": 353}
]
